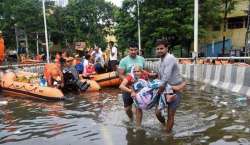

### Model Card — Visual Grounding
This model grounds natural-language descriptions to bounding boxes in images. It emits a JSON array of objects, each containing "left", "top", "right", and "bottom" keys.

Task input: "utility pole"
[
  {"left": 42, "top": 0, "right": 50, "bottom": 63},
  {"left": 193, "top": 0, "right": 199, "bottom": 59},
  {"left": 137, "top": 0, "right": 141, "bottom": 55}
]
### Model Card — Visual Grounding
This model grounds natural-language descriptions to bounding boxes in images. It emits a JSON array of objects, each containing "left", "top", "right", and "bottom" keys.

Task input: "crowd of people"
[{"left": 43, "top": 41, "right": 118, "bottom": 93}]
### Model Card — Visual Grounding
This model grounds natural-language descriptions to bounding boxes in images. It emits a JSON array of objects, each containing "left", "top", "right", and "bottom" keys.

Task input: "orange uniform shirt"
[{"left": 0, "top": 37, "right": 5, "bottom": 62}]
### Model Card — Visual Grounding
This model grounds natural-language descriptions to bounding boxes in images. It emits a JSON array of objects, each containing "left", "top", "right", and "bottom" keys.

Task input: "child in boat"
[
  {"left": 74, "top": 55, "right": 84, "bottom": 74},
  {"left": 82, "top": 58, "right": 96, "bottom": 77}
]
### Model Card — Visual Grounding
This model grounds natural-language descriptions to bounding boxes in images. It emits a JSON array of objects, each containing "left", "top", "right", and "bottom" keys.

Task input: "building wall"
[
  {"left": 204, "top": 28, "right": 247, "bottom": 49},
  {"left": 201, "top": 0, "right": 248, "bottom": 49}
]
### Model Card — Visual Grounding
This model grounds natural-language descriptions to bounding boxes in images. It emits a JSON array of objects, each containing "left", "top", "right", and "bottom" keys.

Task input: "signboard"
[{"left": 75, "top": 42, "right": 86, "bottom": 51}]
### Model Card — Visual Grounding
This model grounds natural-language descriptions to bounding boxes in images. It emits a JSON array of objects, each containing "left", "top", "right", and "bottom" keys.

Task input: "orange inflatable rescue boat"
[
  {"left": 81, "top": 79, "right": 101, "bottom": 92},
  {"left": 0, "top": 71, "right": 64, "bottom": 100},
  {"left": 90, "top": 71, "right": 121, "bottom": 87}
]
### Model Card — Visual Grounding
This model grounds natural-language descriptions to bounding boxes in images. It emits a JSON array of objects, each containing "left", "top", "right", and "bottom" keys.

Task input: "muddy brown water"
[{"left": 0, "top": 81, "right": 250, "bottom": 145}]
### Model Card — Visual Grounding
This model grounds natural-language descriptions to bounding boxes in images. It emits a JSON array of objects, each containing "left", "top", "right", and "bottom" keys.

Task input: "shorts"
[
  {"left": 122, "top": 92, "right": 133, "bottom": 108},
  {"left": 166, "top": 92, "right": 181, "bottom": 110}
]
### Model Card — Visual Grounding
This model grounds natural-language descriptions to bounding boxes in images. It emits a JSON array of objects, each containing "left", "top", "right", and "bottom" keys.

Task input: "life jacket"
[{"left": 44, "top": 63, "right": 61, "bottom": 82}]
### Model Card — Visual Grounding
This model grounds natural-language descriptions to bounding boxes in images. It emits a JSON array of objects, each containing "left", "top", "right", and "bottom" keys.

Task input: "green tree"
[
  {"left": 59, "top": 0, "right": 115, "bottom": 49},
  {"left": 115, "top": 0, "right": 233, "bottom": 57},
  {"left": 1, "top": 0, "right": 43, "bottom": 53}
]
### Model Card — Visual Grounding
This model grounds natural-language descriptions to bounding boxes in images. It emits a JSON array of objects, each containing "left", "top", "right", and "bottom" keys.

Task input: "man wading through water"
[
  {"left": 118, "top": 43, "right": 145, "bottom": 123},
  {"left": 154, "top": 40, "right": 185, "bottom": 133}
]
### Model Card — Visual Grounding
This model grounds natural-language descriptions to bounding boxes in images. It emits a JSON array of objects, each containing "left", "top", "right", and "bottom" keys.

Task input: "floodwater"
[{"left": 0, "top": 81, "right": 250, "bottom": 145}]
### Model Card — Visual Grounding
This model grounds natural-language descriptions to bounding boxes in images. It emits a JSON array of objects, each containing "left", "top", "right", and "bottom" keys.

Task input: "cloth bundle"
[{"left": 132, "top": 79, "right": 175, "bottom": 110}]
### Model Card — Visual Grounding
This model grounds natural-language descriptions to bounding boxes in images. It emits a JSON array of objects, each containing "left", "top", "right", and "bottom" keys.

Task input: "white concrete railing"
[
  {"left": 146, "top": 57, "right": 250, "bottom": 61},
  {"left": 145, "top": 61, "right": 250, "bottom": 97},
  {"left": 0, "top": 63, "right": 46, "bottom": 74}
]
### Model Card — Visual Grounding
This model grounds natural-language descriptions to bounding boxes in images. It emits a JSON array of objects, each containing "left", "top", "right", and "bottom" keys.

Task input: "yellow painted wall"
[
  {"left": 203, "top": 28, "right": 247, "bottom": 48},
  {"left": 228, "top": 0, "right": 248, "bottom": 18},
  {"left": 202, "top": 0, "right": 248, "bottom": 49}
]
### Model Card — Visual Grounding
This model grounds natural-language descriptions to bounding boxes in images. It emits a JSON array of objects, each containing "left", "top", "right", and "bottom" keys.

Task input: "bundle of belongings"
[{"left": 132, "top": 79, "right": 176, "bottom": 110}]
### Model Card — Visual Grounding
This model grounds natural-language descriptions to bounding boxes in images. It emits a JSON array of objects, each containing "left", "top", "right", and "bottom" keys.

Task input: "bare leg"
[
  {"left": 125, "top": 105, "right": 133, "bottom": 121},
  {"left": 155, "top": 107, "right": 165, "bottom": 125},
  {"left": 135, "top": 108, "right": 143, "bottom": 127},
  {"left": 166, "top": 107, "right": 176, "bottom": 133}
]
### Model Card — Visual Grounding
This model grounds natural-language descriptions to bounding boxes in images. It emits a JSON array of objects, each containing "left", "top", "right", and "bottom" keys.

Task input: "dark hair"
[
  {"left": 85, "top": 54, "right": 91, "bottom": 60},
  {"left": 156, "top": 40, "right": 169, "bottom": 47},
  {"left": 62, "top": 50, "right": 69, "bottom": 57},
  {"left": 129, "top": 42, "right": 138, "bottom": 49},
  {"left": 56, "top": 51, "right": 62, "bottom": 56},
  {"left": 60, "top": 57, "right": 66, "bottom": 65},
  {"left": 109, "top": 41, "right": 114, "bottom": 46}
]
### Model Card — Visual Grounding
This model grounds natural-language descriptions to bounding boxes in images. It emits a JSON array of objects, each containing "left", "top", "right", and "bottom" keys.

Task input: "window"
[{"left": 227, "top": 17, "right": 245, "bottom": 29}]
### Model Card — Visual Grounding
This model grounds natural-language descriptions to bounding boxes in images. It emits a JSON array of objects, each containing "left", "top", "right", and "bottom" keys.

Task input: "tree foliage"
[
  {"left": 0, "top": 0, "right": 237, "bottom": 57},
  {"left": 1, "top": 0, "right": 115, "bottom": 53},
  {"left": 115, "top": 0, "right": 235, "bottom": 57}
]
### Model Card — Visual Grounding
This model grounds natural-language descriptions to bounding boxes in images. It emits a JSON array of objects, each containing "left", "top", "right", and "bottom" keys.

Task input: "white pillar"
[
  {"left": 43, "top": 0, "right": 50, "bottom": 63},
  {"left": 36, "top": 33, "right": 39, "bottom": 55},
  {"left": 137, "top": 0, "right": 141, "bottom": 55},
  {"left": 193, "top": 0, "right": 199, "bottom": 58},
  {"left": 25, "top": 32, "right": 29, "bottom": 56}
]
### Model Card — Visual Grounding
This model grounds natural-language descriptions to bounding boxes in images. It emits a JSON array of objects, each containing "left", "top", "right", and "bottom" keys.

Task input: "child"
[
  {"left": 74, "top": 56, "right": 84, "bottom": 74},
  {"left": 83, "top": 59, "right": 96, "bottom": 77}
]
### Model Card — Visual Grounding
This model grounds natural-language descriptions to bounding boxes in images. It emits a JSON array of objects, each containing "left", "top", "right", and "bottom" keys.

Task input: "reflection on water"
[{"left": 0, "top": 82, "right": 250, "bottom": 145}]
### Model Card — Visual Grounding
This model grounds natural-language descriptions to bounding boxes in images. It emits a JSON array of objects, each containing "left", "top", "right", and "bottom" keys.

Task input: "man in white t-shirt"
[{"left": 108, "top": 41, "right": 118, "bottom": 71}]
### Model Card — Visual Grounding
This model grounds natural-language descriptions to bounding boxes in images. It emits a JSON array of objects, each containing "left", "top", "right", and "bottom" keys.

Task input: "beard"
[{"left": 156, "top": 52, "right": 165, "bottom": 58}]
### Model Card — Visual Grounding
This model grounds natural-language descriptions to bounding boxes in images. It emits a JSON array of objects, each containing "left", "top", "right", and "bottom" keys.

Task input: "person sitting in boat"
[
  {"left": 63, "top": 57, "right": 79, "bottom": 80},
  {"left": 62, "top": 57, "right": 89, "bottom": 93},
  {"left": 62, "top": 50, "right": 69, "bottom": 60},
  {"left": 82, "top": 58, "right": 96, "bottom": 78},
  {"left": 35, "top": 54, "right": 45, "bottom": 62},
  {"left": 82, "top": 54, "right": 90, "bottom": 75},
  {"left": 91, "top": 45, "right": 105, "bottom": 74},
  {"left": 54, "top": 51, "right": 62, "bottom": 63},
  {"left": 44, "top": 63, "right": 64, "bottom": 88},
  {"left": 74, "top": 55, "right": 84, "bottom": 74}
]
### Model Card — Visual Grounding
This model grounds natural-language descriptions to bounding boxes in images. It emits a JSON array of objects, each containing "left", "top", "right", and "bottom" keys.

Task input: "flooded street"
[{"left": 0, "top": 81, "right": 250, "bottom": 145}]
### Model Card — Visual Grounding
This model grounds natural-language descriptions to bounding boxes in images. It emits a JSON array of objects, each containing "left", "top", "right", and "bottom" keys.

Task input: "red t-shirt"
[{"left": 86, "top": 65, "right": 95, "bottom": 74}]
